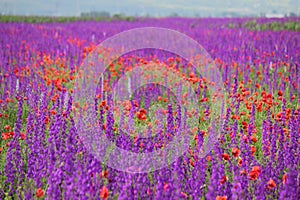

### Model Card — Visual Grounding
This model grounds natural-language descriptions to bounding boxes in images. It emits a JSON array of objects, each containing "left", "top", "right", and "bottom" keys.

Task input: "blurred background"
[{"left": 0, "top": 0, "right": 299, "bottom": 18}]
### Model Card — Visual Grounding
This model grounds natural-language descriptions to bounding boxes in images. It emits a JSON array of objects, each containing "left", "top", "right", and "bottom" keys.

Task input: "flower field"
[{"left": 0, "top": 17, "right": 300, "bottom": 199}]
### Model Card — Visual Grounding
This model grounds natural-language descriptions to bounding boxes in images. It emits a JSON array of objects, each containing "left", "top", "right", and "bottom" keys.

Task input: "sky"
[{"left": 0, "top": 0, "right": 299, "bottom": 17}]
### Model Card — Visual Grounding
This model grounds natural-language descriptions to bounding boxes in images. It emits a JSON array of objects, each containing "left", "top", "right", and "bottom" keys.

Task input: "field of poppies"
[{"left": 0, "top": 17, "right": 300, "bottom": 199}]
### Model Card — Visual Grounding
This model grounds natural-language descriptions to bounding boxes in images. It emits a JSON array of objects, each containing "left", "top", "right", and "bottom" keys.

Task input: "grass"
[
  {"left": 227, "top": 20, "right": 300, "bottom": 31},
  {"left": 0, "top": 15, "right": 137, "bottom": 23}
]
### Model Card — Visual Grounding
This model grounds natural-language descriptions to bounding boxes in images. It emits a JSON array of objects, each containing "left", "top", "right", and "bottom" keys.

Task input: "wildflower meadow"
[{"left": 0, "top": 17, "right": 299, "bottom": 199}]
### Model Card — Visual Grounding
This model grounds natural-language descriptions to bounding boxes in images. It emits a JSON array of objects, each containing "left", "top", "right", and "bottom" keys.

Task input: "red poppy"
[
  {"left": 100, "top": 186, "right": 109, "bottom": 200},
  {"left": 241, "top": 121, "right": 248, "bottom": 126},
  {"left": 231, "top": 115, "right": 240, "bottom": 120},
  {"left": 133, "top": 100, "right": 139, "bottom": 107},
  {"left": 139, "top": 142, "right": 144, "bottom": 148},
  {"left": 20, "top": 133, "right": 26, "bottom": 140},
  {"left": 136, "top": 109, "right": 147, "bottom": 121},
  {"left": 123, "top": 101, "right": 132, "bottom": 111},
  {"left": 50, "top": 110, "right": 56, "bottom": 115},
  {"left": 220, "top": 176, "right": 228, "bottom": 185},
  {"left": 267, "top": 179, "right": 276, "bottom": 189},
  {"left": 200, "top": 97, "right": 208, "bottom": 102},
  {"left": 206, "top": 156, "right": 211, "bottom": 161},
  {"left": 222, "top": 153, "right": 230, "bottom": 161},
  {"left": 44, "top": 116, "right": 50, "bottom": 125},
  {"left": 242, "top": 121, "right": 248, "bottom": 130},
  {"left": 251, "top": 146, "right": 256, "bottom": 156},
  {"left": 252, "top": 166, "right": 261, "bottom": 173},
  {"left": 2, "top": 133, "right": 9, "bottom": 140},
  {"left": 240, "top": 112, "right": 247, "bottom": 116},
  {"left": 251, "top": 136, "right": 258, "bottom": 143},
  {"left": 249, "top": 166, "right": 260, "bottom": 181},
  {"left": 249, "top": 171, "right": 259, "bottom": 180},
  {"left": 36, "top": 188, "right": 45, "bottom": 198},
  {"left": 232, "top": 148, "right": 240, "bottom": 157},
  {"left": 158, "top": 96, "right": 162, "bottom": 101},
  {"left": 189, "top": 158, "right": 195, "bottom": 167},
  {"left": 256, "top": 70, "right": 261, "bottom": 75},
  {"left": 100, "top": 100, "right": 106, "bottom": 107},
  {"left": 163, "top": 182, "right": 169, "bottom": 191},
  {"left": 291, "top": 95, "right": 295, "bottom": 100},
  {"left": 100, "top": 170, "right": 108, "bottom": 178},
  {"left": 240, "top": 169, "right": 247, "bottom": 176},
  {"left": 216, "top": 195, "right": 227, "bottom": 200},
  {"left": 238, "top": 158, "right": 243, "bottom": 167},
  {"left": 4, "top": 125, "right": 11, "bottom": 131},
  {"left": 282, "top": 174, "right": 287, "bottom": 184}
]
